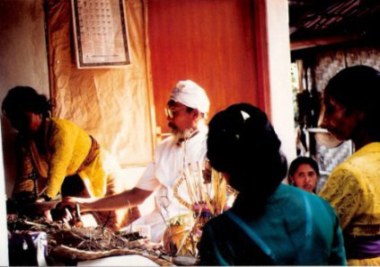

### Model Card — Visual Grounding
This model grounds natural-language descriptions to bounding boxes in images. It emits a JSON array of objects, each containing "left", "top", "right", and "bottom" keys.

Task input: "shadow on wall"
[{"left": 1, "top": 117, "right": 17, "bottom": 198}]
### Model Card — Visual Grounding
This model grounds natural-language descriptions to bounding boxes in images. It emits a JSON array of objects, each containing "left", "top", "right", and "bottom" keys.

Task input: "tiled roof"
[{"left": 289, "top": 0, "right": 380, "bottom": 47}]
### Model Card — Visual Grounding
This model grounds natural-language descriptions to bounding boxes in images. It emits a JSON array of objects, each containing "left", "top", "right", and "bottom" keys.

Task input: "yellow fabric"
[
  {"left": 348, "top": 256, "right": 380, "bottom": 266},
  {"left": 319, "top": 142, "right": 380, "bottom": 264},
  {"left": 319, "top": 142, "right": 380, "bottom": 236},
  {"left": 46, "top": 118, "right": 108, "bottom": 198},
  {"left": 14, "top": 118, "right": 108, "bottom": 199}
]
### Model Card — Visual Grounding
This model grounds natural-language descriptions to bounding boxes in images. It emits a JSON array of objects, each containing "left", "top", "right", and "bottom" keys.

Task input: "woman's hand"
[
  {"left": 52, "top": 197, "right": 88, "bottom": 226},
  {"left": 50, "top": 205, "right": 74, "bottom": 226}
]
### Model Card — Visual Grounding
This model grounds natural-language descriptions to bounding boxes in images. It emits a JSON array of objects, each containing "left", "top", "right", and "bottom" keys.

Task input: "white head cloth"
[{"left": 170, "top": 80, "right": 210, "bottom": 113}]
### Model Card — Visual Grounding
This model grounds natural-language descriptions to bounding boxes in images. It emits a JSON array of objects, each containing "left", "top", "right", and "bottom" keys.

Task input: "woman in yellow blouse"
[
  {"left": 319, "top": 65, "right": 380, "bottom": 265},
  {"left": 2, "top": 86, "right": 139, "bottom": 229}
]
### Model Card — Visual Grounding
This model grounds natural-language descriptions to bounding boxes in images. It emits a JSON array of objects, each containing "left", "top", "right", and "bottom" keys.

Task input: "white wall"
[
  {"left": 0, "top": 126, "right": 8, "bottom": 265},
  {"left": 266, "top": 0, "right": 297, "bottom": 163}
]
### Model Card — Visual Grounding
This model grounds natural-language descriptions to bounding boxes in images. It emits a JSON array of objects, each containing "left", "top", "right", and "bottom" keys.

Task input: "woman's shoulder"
[
  {"left": 51, "top": 118, "right": 79, "bottom": 127},
  {"left": 274, "top": 184, "right": 335, "bottom": 214},
  {"left": 272, "top": 183, "right": 314, "bottom": 200},
  {"left": 206, "top": 185, "right": 337, "bottom": 226},
  {"left": 48, "top": 118, "right": 91, "bottom": 144},
  {"left": 49, "top": 118, "right": 85, "bottom": 133}
]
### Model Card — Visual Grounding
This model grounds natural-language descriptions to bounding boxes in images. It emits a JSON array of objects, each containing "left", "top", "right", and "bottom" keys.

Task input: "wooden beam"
[{"left": 291, "top": 34, "right": 361, "bottom": 51}]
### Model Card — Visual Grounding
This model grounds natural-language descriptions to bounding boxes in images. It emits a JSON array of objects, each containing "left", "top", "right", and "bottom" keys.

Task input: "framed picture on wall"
[{"left": 71, "top": 0, "right": 130, "bottom": 68}]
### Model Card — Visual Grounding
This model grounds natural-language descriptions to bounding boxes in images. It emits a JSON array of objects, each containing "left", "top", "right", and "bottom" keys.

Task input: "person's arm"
[{"left": 63, "top": 187, "right": 152, "bottom": 212}]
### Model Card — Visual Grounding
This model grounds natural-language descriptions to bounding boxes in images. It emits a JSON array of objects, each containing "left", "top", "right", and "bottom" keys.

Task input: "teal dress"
[{"left": 198, "top": 184, "right": 346, "bottom": 265}]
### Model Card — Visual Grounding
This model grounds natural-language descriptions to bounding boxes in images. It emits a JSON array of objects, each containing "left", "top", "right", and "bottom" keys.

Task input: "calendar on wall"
[{"left": 71, "top": 0, "right": 130, "bottom": 68}]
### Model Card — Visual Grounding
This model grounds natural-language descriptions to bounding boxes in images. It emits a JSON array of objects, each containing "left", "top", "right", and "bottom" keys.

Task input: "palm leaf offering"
[
  {"left": 167, "top": 162, "right": 237, "bottom": 257},
  {"left": 173, "top": 162, "right": 232, "bottom": 216}
]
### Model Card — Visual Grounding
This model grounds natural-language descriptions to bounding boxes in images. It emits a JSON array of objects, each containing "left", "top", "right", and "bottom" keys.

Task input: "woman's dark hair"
[
  {"left": 288, "top": 156, "right": 319, "bottom": 177},
  {"left": 2, "top": 86, "right": 52, "bottom": 120},
  {"left": 207, "top": 103, "right": 287, "bottom": 216},
  {"left": 324, "top": 65, "right": 380, "bottom": 138},
  {"left": 288, "top": 156, "right": 319, "bottom": 184}
]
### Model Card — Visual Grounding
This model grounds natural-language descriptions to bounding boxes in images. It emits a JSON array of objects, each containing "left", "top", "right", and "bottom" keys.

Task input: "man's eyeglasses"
[{"left": 164, "top": 106, "right": 187, "bottom": 119}]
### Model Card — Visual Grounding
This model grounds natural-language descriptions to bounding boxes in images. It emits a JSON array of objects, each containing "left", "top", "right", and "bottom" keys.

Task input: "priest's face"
[{"left": 165, "top": 102, "right": 196, "bottom": 136}]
